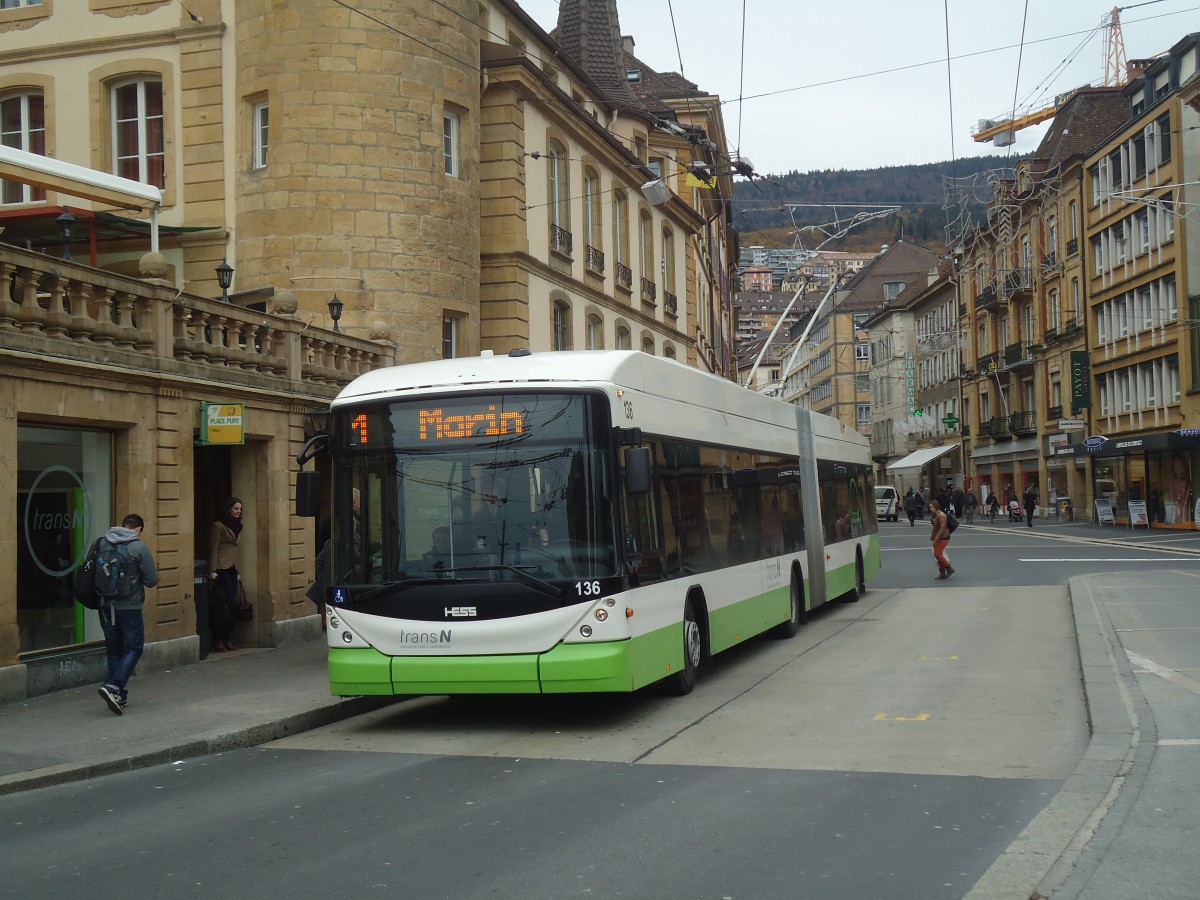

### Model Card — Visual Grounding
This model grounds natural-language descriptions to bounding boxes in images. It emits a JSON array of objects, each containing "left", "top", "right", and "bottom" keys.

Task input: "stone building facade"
[{"left": 0, "top": 0, "right": 736, "bottom": 699}]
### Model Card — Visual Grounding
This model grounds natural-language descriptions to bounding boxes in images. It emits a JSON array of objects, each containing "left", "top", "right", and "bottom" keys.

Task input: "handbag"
[{"left": 234, "top": 578, "right": 255, "bottom": 621}]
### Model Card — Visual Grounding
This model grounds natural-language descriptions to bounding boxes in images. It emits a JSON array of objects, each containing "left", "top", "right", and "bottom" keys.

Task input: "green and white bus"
[{"left": 297, "top": 350, "right": 880, "bottom": 697}]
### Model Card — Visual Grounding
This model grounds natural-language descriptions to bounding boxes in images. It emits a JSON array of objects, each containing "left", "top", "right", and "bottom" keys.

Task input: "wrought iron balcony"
[
  {"left": 1043, "top": 326, "right": 1059, "bottom": 344},
  {"left": 1047, "top": 405, "right": 1063, "bottom": 420},
  {"left": 1066, "top": 237, "right": 1079, "bottom": 256},
  {"left": 1003, "top": 341, "right": 1033, "bottom": 368},
  {"left": 1010, "top": 410, "right": 1037, "bottom": 435},
  {"left": 664, "top": 291, "right": 678, "bottom": 315},
  {"left": 976, "top": 286, "right": 998, "bottom": 311},
  {"left": 615, "top": 262, "right": 633, "bottom": 290},
  {"left": 987, "top": 415, "right": 1012, "bottom": 438},
  {"left": 585, "top": 244, "right": 604, "bottom": 274},
  {"left": 550, "top": 224, "right": 573, "bottom": 257},
  {"left": 640, "top": 277, "right": 657, "bottom": 305},
  {"left": 1003, "top": 267, "right": 1032, "bottom": 295},
  {"left": 977, "top": 351, "right": 1001, "bottom": 373}
]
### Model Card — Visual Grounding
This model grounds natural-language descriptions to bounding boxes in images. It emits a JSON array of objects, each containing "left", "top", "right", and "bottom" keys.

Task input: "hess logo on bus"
[{"left": 445, "top": 606, "right": 477, "bottom": 618}]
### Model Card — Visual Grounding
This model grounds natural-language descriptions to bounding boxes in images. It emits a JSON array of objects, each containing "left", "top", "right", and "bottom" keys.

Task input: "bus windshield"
[{"left": 329, "top": 392, "right": 618, "bottom": 589}]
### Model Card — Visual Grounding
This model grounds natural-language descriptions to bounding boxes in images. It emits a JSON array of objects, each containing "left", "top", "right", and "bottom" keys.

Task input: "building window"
[
  {"left": 111, "top": 78, "right": 165, "bottom": 187},
  {"left": 442, "top": 107, "right": 460, "bottom": 177},
  {"left": 548, "top": 139, "right": 570, "bottom": 232},
  {"left": 442, "top": 313, "right": 462, "bottom": 359},
  {"left": 585, "top": 314, "right": 603, "bottom": 350},
  {"left": 641, "top": 335, "right": 654, "bottom": 355},
  {"left": 854, "top": 342, "right": 869, "bottom": 361},
  {"left": 639, "top": 211, "right": 654, "bottom": 283},
  {"left": 883, "top": 281, "right": 905, "bottom": 302},
  {"left": 251, "top": 100, "right": 269, "bottom": 170},
  {"left": 552, "top": 300, "right": 571, "bottom": 350},
  {"left": 18, "top": 425, "right": 113, "bottom": 654},
  {"left": 1048, "top": 288, "right": 1060, "bottom": 332},
  {"left": 1, "top": 91, "right": 46, "bottom": 204},
  {"left": 616, "top": 325, "right": 631, "bottom": 350},
  {"left": 613, "top": 189, "right": 628, "bottom": 269}
]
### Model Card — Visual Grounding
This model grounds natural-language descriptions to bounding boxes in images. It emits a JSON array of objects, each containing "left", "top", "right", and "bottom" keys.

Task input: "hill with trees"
[{"left": 732, "top": 155, "right": 1023, "bottom": 253}]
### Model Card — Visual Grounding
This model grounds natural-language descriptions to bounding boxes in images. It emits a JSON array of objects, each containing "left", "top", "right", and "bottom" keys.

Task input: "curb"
[{"left": 0, "top": 694, "right": 394, "bottom": 797}]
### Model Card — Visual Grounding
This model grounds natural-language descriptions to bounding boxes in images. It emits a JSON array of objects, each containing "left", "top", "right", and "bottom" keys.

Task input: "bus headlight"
[
  {"left": 580, "top": 624, "right": 593, "bottom": 638},
  {"left": 594, "top": 608, "right": 608, "bottom": 622}
]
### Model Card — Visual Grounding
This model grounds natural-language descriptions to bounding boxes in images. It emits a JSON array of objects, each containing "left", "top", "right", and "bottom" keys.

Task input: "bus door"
[{"left": 621, "top": 444, "right": 669, "bottom": 585}]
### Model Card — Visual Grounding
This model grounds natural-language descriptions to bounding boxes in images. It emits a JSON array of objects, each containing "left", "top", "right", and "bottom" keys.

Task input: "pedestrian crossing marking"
[
  {"left": 874, "top": 713, "right": 931, "bottom": 721},
  {"left": 918, "top": 655, "right": 959, "bottom": 661}
]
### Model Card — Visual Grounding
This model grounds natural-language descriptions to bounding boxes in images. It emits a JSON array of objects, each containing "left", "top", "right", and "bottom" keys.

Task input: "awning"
[
  {"left": 0, "top": 145, "right": 162, "bottom": 250},
  {"left": 889, "top": 444, "right": 960, "bottom": 470}
]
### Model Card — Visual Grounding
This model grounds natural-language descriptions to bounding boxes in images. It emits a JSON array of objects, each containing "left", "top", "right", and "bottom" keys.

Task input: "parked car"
[{"left": 875, "top": 485, "right": 900, "bottom": 522}]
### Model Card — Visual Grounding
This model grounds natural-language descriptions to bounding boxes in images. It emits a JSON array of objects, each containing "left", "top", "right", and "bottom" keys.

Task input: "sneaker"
[
  {"left": 945, "top": 567, "right": 955, "bottom": 577},
  {"left": 99, "top": 685, "right": 124, "bottom": 716}
]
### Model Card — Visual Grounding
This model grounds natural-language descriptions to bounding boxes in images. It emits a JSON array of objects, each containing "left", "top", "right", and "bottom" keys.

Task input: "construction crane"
[{"left": 971, "top": 4, "right": 1147, "bottom": 145}]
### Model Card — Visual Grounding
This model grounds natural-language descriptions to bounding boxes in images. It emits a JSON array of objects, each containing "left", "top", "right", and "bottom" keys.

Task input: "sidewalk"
[
  {"left": 0, "top": 637, "right": 392, "bottom": 796},
  {"left": 3, "top": 524, "right": 1199, "bottom": 899}
]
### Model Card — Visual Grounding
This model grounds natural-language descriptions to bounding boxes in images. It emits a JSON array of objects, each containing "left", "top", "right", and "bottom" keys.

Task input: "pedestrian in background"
[
  {"left": 965, "top": 487, "right": 978, "bottom": 524},
  {"left": 904, "top": 488, "right": 920, "bottom": 527},
  {"left": 208, "top": 496, "right": 244, "bottom": 652},
  {"left": 1023, "top": 485, "right": 1038, "bottom": 528},
  {"left": 929, "top": 499, "right": 954, "bottom": 580},
  {"left": 97, "top": 514, "right": 159, "bottom": 716}
]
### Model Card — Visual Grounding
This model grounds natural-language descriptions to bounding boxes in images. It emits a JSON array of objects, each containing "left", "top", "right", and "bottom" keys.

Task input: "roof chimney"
[{"left": 622, "top": 35, "right": 635, "bottom": 54}]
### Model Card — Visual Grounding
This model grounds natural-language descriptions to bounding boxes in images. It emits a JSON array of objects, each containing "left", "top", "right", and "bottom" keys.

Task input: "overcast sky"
[{"left": 518, "top": 0, "right": 1197, "bottom": 176}]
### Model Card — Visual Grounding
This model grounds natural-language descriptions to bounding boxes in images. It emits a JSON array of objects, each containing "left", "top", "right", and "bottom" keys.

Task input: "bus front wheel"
[{"left": 664, "top": 601, "right": 701, "bottom": 695}]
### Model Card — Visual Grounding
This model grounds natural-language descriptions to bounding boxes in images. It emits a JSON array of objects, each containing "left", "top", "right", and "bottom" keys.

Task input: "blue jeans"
[{"left": 99, "top": 606, "right": 144, "bottom": 697}]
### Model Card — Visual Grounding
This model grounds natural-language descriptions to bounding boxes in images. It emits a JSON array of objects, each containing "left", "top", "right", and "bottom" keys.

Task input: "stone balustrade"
[{"left": 0, "top": 247, "right": 391, "bottom": 395}]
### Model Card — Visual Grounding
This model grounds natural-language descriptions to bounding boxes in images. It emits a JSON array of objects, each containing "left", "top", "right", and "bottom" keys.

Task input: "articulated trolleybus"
[{"left": 296, "top": 350, "right": 879, "bottom": 697}]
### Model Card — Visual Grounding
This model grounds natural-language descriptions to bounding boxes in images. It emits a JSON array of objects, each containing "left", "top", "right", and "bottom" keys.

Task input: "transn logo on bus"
[
  {"left": 445, "top": 606, "right": 478, "bottom": 617},
  {"left": 419, "top": 406, "right": 524, "bottom": 440}
]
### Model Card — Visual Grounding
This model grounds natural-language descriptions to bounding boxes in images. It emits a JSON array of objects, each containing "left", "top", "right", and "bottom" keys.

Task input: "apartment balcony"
[
  {"left": 1041, "top": 252, "right": 1062, "bottom": 279},
  {"left": 1066, "top": 237, "right": 1079, "bottom": 256},
  {"left": 550, "top": 224, "right": 573, "bottom": 257},
  {"left": 585, "top": 244, "right": 604, "bottom": 275},
  {"left": 664, "top": 291, "right": 678, "bottom": 316},
  {"left": 0, "top": 246, "right": 387, "bottom": 400},
  {"left": 975, "top": 286, "right": 999, "bottom": 312},
  {"left": 1005, "top": 267, "right": 1031, "bottom": 292},
  {"left": 1043, "top": 325, "right": 1059, "bottom": 344},
  {"left": 986, "top": 415, "right": 1012, "bottom": 439},
  {"left": 615, "top": 262, "right": 633, "bottom": 291},
  {"left": 977, "top": 351, "right": 1001, "bottom": 374},
  {"left": 1047, "top": 405, "right": 1063, "bottom": 421},
  {"left": 1009, "top": 410, "right": 1038, "bottom": 436},
  {"left": 1003, "top": 341, "right": 1034, "bottom": 368},
  {"left": 640, "top": 277, "right": 657, "bottom": 307}
]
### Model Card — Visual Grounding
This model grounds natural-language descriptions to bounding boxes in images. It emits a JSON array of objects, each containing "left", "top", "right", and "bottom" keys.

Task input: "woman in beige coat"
[{"left": 208, "top": 496, "right": 243, "bottom": 652}]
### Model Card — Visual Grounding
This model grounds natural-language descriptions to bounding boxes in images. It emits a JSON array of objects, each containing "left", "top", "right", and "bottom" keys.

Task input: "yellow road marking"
[
  {"left": 874, "top": 713, "right": 931, "bottom": 721},
  {"left": 918, "top": 655, "right": 959, "bottom": 661}
]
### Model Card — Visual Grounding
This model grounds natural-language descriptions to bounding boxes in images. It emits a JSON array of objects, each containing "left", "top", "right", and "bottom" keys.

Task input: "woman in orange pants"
[{"left": 929, "top": 500, "right": 954, "bottom": 579}]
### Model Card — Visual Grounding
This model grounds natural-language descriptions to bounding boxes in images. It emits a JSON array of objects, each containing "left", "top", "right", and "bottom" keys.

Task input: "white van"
[{"left": 875, "top": 485, "right": 900, "bottom": 522}]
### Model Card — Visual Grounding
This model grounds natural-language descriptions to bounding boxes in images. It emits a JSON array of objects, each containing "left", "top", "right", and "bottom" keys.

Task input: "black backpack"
[
  {"left": 945, "top": 511, "right": 959, "bottom": 534},
  {"left": 72, "top": 539, "right": 103, "bottom": 609},
  {"left": 94, "top": 539, "right": 138, "bottom": 600}
]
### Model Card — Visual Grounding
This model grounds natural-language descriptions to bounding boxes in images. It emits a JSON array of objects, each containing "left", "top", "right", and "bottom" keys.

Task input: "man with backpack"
[
  {"left": 929, "top": 499, "right": 955, "bottom": 580},
  {"left": 96, "top": 514, "right": 159, "bottom": 716}
]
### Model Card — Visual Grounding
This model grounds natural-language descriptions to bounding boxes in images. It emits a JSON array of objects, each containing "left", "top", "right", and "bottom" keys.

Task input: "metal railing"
[
  {"left": 550, "top": 225, "right": 573, "bottom": 256},
  {"left": 1009, "top": 410, "right": 1037, "bottom": 435},
  {"left": 1004, "top": 341, "right": 1033, "bottom": 368},
  {"left": 640, "top": 277, "right": 657, "bottom": 305},
  {"left": 585, "top": 244, "right": 604, "bottom": 274},
  {"left": 615, "top": 262, "right": 633, "bottom": 290}
]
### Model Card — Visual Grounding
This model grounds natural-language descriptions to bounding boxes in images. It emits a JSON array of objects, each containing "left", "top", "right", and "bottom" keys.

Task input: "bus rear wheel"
[
  {"left": 847, "top": 551, "right": 866, "bottom": 602},
  {"left": 664, "top": 601, "right": 701, "bottom": 695},
  {"left": 770, "top": 569, "right": 806, "bottom": 638}
]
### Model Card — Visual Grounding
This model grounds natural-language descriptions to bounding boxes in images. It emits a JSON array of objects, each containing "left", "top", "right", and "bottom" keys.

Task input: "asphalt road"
[{"left": 2, "top": 525, "right": 1107, "bottom": 900}]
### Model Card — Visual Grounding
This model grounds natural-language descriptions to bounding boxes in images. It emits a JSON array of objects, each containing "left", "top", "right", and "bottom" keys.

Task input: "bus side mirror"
[
  {"left": 296, "top": 470, "right": 320, "bottom": 517},
  {"left": 625, "top": 447, "right": 652, "bottom": 494}
]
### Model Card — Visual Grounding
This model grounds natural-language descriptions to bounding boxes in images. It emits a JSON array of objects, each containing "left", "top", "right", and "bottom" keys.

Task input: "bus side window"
[{"left": 622, "top": 446, "right": 665, "bottom": 583}]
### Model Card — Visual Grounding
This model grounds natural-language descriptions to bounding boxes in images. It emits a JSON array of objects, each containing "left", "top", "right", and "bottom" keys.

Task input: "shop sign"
[
  {"left": 200, "top": 402, "right": 245, "bottom": 446},
  {"left": 1070, "top": 351, "right": 1091, "bottom": 411},
  {"left": 904, "top": 352, "right": 915, "bottom": 414},
  {"left": 1094, "top": 498, "right": 1116, "bottom": 525},
  {"left": 1128, "top": 500, "right": 1149, "bottom": 527},
  {"left": 1083, "top": 435, "right": 1108, "bottom": 452},
  {"left": 1058, "top": 419, "right": 1085, "bottom": 430}
]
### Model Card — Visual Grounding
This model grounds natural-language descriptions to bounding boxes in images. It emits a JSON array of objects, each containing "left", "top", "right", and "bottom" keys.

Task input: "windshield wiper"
[
  {"left": 351, "top": 577, "right": 410, "bottom": 603},
  {"left": 455, "top": 565, "right": 566, "bottom": 600}
]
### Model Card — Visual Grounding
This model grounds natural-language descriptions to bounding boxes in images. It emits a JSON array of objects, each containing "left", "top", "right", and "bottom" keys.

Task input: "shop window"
[{"left": 17, "top": 426, "right": 113, "bottom": 654}]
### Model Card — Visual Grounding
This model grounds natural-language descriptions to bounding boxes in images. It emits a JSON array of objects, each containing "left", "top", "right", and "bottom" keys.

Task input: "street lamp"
[
  {"left": 56, "top": 208, "right": 75, "bottom": 261},
  {"left": 327, "top": 294, "right": 343, "bottom": 333},
  {"left": 216, "top": 258, "right": 234, "bottom": 303},
  {"left": 305, "top": 407, "right": 331, "bottom": 436}
]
